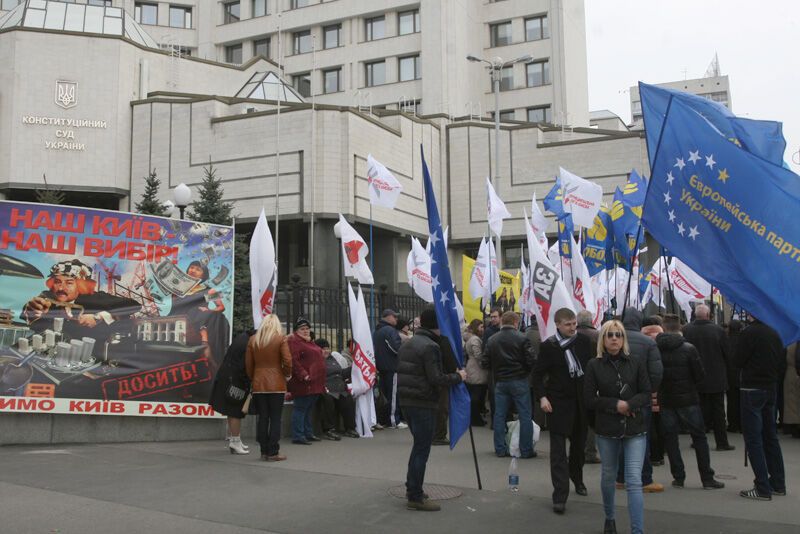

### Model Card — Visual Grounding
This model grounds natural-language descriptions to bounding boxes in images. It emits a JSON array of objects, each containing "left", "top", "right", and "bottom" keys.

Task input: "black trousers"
[
  {"left": 549, "top": 415, "right": 587, "bottom": 504},
  {"left": 254, "top": 393, "right": 284, "bottom": 456},
  {"left": 318, "top": 393, "right": 356, "bottom": 432},
  {"left": 466, "top": 384, "right": 488, "bottom": 426},
  {"left": 726, "top": 386, "right": 741, "bottom": 431},
  {"left": 700, "top": 392, "right": 730, "bottom": 447},
  {"left": 434, "top": 387, "right": 449, "bottom": 441}
]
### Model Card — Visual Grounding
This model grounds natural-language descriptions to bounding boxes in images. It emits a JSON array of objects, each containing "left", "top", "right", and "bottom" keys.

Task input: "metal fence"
[{"left": 240, "top": 277, "right": 428, "bottom": 351}]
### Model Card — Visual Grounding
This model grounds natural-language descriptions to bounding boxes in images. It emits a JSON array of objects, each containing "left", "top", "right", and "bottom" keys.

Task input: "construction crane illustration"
[{"left": 95, "top": 259, "right": 121, "bottom": 294}]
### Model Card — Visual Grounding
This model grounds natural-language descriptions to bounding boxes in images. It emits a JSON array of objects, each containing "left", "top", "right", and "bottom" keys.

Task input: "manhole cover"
[
  {"left": 715, "top": 474, "right": 737, "bottom": 480},
  {"left": 388, "top": 484, "right": 463, "bottom": 500}
]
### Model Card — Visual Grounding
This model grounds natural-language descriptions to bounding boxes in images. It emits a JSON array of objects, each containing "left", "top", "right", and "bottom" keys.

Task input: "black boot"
[{"left": 604, "top": 519, "right": 617, "bottom": 534}]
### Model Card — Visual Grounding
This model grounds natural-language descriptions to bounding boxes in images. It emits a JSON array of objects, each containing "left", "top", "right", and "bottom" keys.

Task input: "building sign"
[
  {"left": 0, "top": 201, "right": 234, "bottom": 418},
  {"left": 55, "top": 80, "right": 78, "bottom": 109}
]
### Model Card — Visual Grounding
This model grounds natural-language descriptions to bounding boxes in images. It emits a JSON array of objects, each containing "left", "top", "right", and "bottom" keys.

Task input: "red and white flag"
[
  {"left": 336, "top": 214, "right": 373, "bottom": 285},
  {"left": 367, "top": 154, "right": 403, "bottom": 209},
  {"left": 469, "top": 237, "right": 499, "bottom": 303},
  {"left": 668, "top": 258, "right": 711, "bottom": 320},
  {"left": 569, "top": 234, "right": 600, "bottom": 326},
  {"left": 529, "top": 193, "right": 549, "bottom": 248},
  {"left": 560, "top": 167, "right": 603, "bottom": 228},
  {"left": 406, "top": 237, "right": 433, "bottom": 303},
  {"left": 249, "top": 208, "right": 277, "bottom": 329},
  {"left": 347, "top": 283, "right": 378, "bottom": 437},
  {"left": 487, "top": 178, "right": 511, "bottom": 237},
  {"left": 524, "top": 210, "right": 575, "bottom": 339}
]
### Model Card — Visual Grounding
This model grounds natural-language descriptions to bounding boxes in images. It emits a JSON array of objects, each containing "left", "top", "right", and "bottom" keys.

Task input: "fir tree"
[
  {"left": 232, "top": 233, "right": 252, "bottom": 334},
  {"left": 187, "top": 164, "right": 233, "bottom": 225},
  {"left": 135, "top": 169, "right": 168, "bottom": 216}
]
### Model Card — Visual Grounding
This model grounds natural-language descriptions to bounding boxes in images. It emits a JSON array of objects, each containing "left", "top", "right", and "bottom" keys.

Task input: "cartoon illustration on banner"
[
  {"left": 461, "top": 255, "right": 520, "bottom": 324},
  {"left": 0, "top": 201, "right": 233, "bottom": 417}
]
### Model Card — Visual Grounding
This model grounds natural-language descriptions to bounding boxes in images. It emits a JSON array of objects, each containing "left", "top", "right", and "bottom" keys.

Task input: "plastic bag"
[{"left": 505, "top": 419, "right": 541, "bottom": 457}]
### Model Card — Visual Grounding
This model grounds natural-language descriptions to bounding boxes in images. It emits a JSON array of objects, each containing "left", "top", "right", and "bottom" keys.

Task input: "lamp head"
[
  {"left": 466, "top": 55, "right": 481, "bottom": 62},
  {"left": 173, "top": 183, "right": 192, "bottom": 207}
]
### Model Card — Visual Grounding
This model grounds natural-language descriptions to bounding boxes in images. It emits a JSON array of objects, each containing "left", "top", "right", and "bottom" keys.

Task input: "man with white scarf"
[{"left": 533, "top": 308, "right": 593, "bottom": 515}]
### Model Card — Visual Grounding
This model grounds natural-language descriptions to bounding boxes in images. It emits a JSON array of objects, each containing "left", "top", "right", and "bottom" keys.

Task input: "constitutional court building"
[{"left": 0, "top": 0, "right": 648, "bottom": 292}]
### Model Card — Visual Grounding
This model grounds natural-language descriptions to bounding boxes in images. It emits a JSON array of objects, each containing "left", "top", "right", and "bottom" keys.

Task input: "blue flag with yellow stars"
[
  {"left": 420, "top": 145, "right": 471, "bottom": 448},
  {"left": 639, "top": 82, "right": 786, "bottom": 168},
  {"left": 641, "top": 95, "right": 800, "bottom": 345}
]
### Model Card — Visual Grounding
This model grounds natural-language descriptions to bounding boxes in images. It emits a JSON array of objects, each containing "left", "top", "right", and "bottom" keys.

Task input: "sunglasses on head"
[{"left": 606, "top": 331, "right": 623, "bottom": 339}]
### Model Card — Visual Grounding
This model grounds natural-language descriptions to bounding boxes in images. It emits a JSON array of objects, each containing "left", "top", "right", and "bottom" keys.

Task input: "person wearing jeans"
[
  {"left": 735, "top": 316, "right": 786, "bottom": 500},
  {"left": 494, "top": 379, "right": 533, "bottom": 454},
  {"left": 584, "top": 320, "right": 652, "bottom": 534}
]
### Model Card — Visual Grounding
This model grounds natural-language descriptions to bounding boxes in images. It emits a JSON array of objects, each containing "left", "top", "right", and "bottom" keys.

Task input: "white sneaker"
[
  {"left": 226, "top": 437, "right": 249, "bottom": 451},
  {"left": 394, "top": 422, "right": 409, "bottom": 430}
]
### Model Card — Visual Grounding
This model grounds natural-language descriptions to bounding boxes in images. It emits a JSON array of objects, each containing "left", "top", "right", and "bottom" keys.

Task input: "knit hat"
[
  {"left": 419, "top": 308, "right": 438, "bottom": 330},
  {"left": 294, "top": 317, "right": 311, "bottom": 331}
]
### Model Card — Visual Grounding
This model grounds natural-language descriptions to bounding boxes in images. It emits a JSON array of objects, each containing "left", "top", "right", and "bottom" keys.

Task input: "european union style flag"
[
  {"left": 543, "top": 179, "right": 565, "bottom": 219},
  {"left": 642, "top": 96, "right": 800, "bottom": 345},
  {"left": 639, "top": 82, "right": 787, "bottom": 168},
  {"left": 420, "top": 146, "right": 471, "bottom": 447},
  {"left": 583, "top": 204, "right": 613, "bottom": 275}
]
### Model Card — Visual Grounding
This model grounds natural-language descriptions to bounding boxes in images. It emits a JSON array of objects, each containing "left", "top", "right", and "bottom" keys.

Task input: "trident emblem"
[{"left": 55, "top": 80, "right": 77, "bottom": 109}]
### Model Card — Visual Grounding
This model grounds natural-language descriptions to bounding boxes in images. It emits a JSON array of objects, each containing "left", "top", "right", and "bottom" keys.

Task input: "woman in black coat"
[
  {"left": 584, "top": 320, "right": 651, "bottom": 534},
  {"left": 209, "top": 329, "right": 255, "bottom": 455}
]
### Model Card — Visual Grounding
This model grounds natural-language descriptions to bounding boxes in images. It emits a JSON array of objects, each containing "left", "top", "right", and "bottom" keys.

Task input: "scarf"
[{"left": 556, "top": 331, "right": 583, "bottom": 378}]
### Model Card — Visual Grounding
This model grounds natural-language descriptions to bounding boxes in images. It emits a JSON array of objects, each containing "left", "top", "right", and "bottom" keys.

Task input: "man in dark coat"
[
  {"left": 682, "top": 304, "right": 734, "bottom": 451},
  {"left": 532, "top": 308, "right": 593, "bottom": 514},
  {"left": 725, "top": 320, "right": 745, "bottom": 432},
  {"left": 483, "top": 311, "right": 537, "bottom": 459},
  {"left": 656, "top": 314, "right": 724, "bottom": 490},
  {"left": 576, "top": 310, "right": 600, "bottom": 464},
  {"left": 735, "top": 315, "right": 786, "bottom": 501},
  {"left": 433, "top": 335, "right": 458, "bottom": 445},
  {"left": 397, "top": 308, "right": 465, "bottom": 511},
  {"left": 373, "top": 309, "right": 406, "bottom": 428},
  {"left": 620, "top": 307, "right": 664, "bottom": 492}
]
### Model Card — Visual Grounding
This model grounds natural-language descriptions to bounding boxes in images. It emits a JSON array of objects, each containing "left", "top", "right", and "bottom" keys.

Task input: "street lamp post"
[
  {"left": 173, "top": 183, "right": 192, "bottom": 220},
  {"left": 466, "top": 53, "right": 532, "bottom": 271}
]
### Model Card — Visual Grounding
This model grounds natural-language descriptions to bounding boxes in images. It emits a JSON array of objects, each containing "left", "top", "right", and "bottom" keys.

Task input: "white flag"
[
  {"left": 367, "top": 154, "right": 403, "bottom": 209},
  {"left": 569, "top": 234, "right": 599, "bottom": 326},
  {"left": 469, "top": 238, "right": 491, "bottom": 302},
  {"left": 591, "top": 270, "right": 609, "bottom": 321},
  {"left": 559, "top": 167, "right": 603, "bottom": 228},
  {"left": 641, "top": 257, "right": 668, "bottom": 308},
  {"left": 487, "top": 178, "right": 511, "bottom": 237},
  {"left": 249, "top": 208, "right": 277, "bottom": 329},
  {"left": 668, "top": 258, "right": 711, "bottom": 320},
  {"left": 347, "top": 284, "right": 378, "bottom": 437},
  {"left": 335, "top": 214, "right": 374, "bottom": 285},
  {"left": 529, "top": 193, "right": 549, "bottom": 248},
  {"left": 524, "top": 210, "right": 575, "bottom": 339},
  {"left": 406, "top": 237, "right": 433, "bottom": 303},
  {"left": 519, "top": 257, "right": 531, "bottom": 320}
]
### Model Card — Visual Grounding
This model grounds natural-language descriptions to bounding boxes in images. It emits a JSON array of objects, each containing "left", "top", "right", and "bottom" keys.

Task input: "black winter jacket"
[
  {"left": 482, "top": 326, "right": 535, "bottom": 382},
  {"left": 584, "top": 352, "right": 651, "bottom": 438},
  {"left": 622, "top": 308, "right": 663, "bottom": 391},
  {"left": 373, "top": 320, "right": 402, "bottom": 372},
  {"left": 735, "top": 320, "right": 786, "bottom": 392},
  {"left": 397, "top": 329, "right": 462, "bottom": 409},
  {"left": 682, "top": 319, "right": 730, "bottom": 393},
  {"left": 656, "top": 333, "right": 704, "bottom": 409},
  {"left": 324, "top": 355, "right": 352, "bottom": 398}
]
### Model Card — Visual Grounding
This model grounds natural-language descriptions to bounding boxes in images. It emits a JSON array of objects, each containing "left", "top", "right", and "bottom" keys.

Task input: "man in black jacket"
[
  {"left": 619, "top": 307, "right": 664, "bottom": 493},
  {"left": 656, "top": 315, "right": 724, "bottom": 490},
  {"left": 533, "top": 308, "right": 593, "bottom": 514},
  {"left": 683, "top": 304, "right": 734, "bottom": 451},
  {"left": 483, "top": 311, "right": 536, "bottom": 459},
  {"left": 373, "top": 309, "right": 406, "bottom": 429},
  {"left": 735, "top": 316, "right": 786, "bottom": 501},
  {"left": 397, "top": 308, "right": 465, "bottom": 511}
]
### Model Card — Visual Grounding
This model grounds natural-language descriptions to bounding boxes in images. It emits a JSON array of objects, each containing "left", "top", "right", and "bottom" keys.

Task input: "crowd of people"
[{"left": 207, "top": 304, "right": 798, "bottom": 533}]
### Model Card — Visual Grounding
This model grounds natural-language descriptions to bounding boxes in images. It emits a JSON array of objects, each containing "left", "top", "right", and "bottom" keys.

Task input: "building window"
[
  {"left": 224, "top": 1, "right": 240, "bottom": 24},
  {"left": 293, "top": 72, "right": 311, "bottom": 97},
  {"left": 253, "top": 38, "right": 269, "bottom": 58},
  {"left": 525, "top": 15, "right": 549, "bottom": 41},
  {"left": 365, "top": 60, "right": 386, "bottom": 87},
  {"left": 169, "top": 6, "right": 192, "bottom": 29},
  {"left": 1, "top": 0, "right": 21, "bottom": 9},
  {"left": 161, "top": 44, "right": 192, "bottom": 56},
  {"left": 134, "top": 2, "right": 157, "bottom": 25},
  {"left": 293, "top": 30, "right": 312, "bottom": 54},
  {"left": 499, "top": 66, "right": 513, "bottom": 91},
  {"left": 498, "top": 110, "right": 515, "bottom": 121},
  {"left": 490, "top": 21, "right": 512, "bottom": 47},
  {"left": 365, "top": 16, "right": 385, "bottom": 41},
  {"left": 323, "top": 24, "right": 340, "bottom": 49},
  {"left": 399, "top": 55, "right": 420, "bottom": 82},
  {"left": 291, "top": 0, "right": 310, "bottom": 8},
  {"left": 252, "top": 0, "right": 267, "bottom": 17},
  {"left": 324, "top": 68, "right": 341, "bottom": 94},
  {"left": 527, "top": 105, "right": 551, "bottom": 123},
  {"left": 88, "top": 0, "right": 112, "bottom": 6},
  {"left": 526, "top": 59, "right": 550, "bottom": 87},
  {"left": 398, "top": 9, "right": 420, "bottom": 35},
  {"left": 225, "top": 43, "right": 242, "bottom": 64}
]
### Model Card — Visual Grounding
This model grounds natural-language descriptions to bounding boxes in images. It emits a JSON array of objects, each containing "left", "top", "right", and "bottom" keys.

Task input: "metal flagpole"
[
  {"left": 468, "top": 424, "right": 483, "bottom": 490},
  {"left": 274, "top": 16, "right": 282, "bottom": 266},
  {"left": 657, "top": 256, "right": 663, "bottom": 310},
  {"left": 369, "top": 203, "right": 375, "bottom": 326},
  {"left": 309, "top": 35, "right": 317, "bottom": 286},
  {"left": 663, "top": 248, "right": 676, "bottom": 315}
]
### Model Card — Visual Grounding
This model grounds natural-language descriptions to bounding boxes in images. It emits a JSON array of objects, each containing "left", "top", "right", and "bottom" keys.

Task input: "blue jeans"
[
  {"left": 660, "top": 404, "right": 715, "bottom": 483},
  {"left": 403, "top": 406, "right": 436, "bottom": 502},
  {"left": 618, "top": 405, "right": 653, "bottom": 485},
  {"left": 493, "top": 379, "right": 534, "bottom": 457},
  {"left": 291, "top": 394, "right": 318, "bottom": 441},
  {"left": 597, "top": 434, "right": 646, "bottom": 534},
  {"left": 740, "top": 389, "right": 785, "bottom": 496}
]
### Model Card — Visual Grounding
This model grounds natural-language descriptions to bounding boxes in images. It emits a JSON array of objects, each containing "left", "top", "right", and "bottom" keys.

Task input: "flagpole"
[
  {"left": 710, "top": 284, "right": 716, "bottom": 324},
  {"left": 274, "top": 17, "right": 283, "bottom": 267},
  {"left": 468, "top": 424, "right": 483, "bottom": 490},
  {"left": 663, "top": 248, "right": 676, "bottom": 315},
  {"left": 369, "top": 203, "right": 375, "bottom": 326},
  {"left": 657, "top": 256, "right": 663, "bottom": 310}
]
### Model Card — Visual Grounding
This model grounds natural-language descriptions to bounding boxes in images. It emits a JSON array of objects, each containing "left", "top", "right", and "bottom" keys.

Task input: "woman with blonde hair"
[
  {"left": 584, "top": 320, "right": 651, "bottom": 534},
  {"left": 246, "top": 314, "right": 292, "bottom": 461}
]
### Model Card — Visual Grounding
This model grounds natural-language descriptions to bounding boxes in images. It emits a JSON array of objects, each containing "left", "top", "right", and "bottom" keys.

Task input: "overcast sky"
[{"left": 585, "top": 0, "right": 800, "bottom": 173}]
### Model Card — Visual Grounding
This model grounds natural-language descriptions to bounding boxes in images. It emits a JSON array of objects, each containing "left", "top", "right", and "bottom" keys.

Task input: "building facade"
[{"left": 629, "top": 74, "right": 731, "bottom": 126}]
